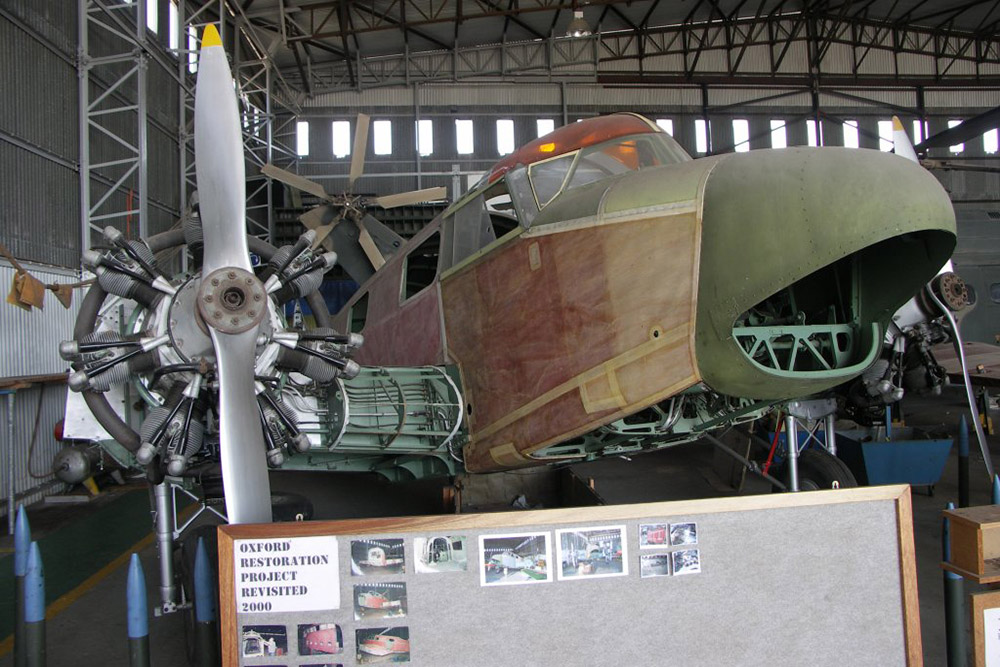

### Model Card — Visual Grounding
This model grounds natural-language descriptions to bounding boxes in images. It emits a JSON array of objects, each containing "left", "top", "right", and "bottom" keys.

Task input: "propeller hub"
[{"left": 197, "top": 267, "right": 267, "bottom": 334}]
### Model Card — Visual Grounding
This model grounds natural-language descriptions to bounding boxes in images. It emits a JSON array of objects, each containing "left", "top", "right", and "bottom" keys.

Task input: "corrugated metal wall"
[
  {"left": 0, "top": 4, "right": 81, "bottom": 268},
  {"left": 1, "top": 383, "right": 70, "bottom": 520},
  {"left": 0, "top": 261, "right": 80, "bottom": 520},
  {"left": 0, "top": 263, "right": 81, "bottom": 378},
  {"left": 0, "top": 1, "right": 181, "bottom": 268}
]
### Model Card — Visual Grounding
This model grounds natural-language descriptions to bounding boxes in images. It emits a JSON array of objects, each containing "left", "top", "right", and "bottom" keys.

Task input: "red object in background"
[{"left": 53, "top": 419, "right": 64, "bottom": 441}]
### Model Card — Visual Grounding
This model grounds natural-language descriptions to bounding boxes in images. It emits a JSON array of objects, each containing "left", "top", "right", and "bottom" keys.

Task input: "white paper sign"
[
  {"left": 985, "top": 606, "right": 1000, "bottom": 667},
  {"left": 234, "top": 536, "right": 340, "bottom": 613}
]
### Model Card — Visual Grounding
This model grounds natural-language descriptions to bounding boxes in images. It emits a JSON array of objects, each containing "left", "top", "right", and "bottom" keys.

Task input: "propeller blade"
[
  {"left": 373, "top": 186, "right": 448, "bottom": 209},
  {"left": 195, "top": 25, "right": 272, "bottom": 524},
  {"left": 261, "top": 164, "right": 329, "bottom": 200},
  {"left": 300, "top": 206, "right": 338, "bottom": 252},
  {"left": 356, "top": 223, "right": 387, "bottom": 270},
  {"left": 349, "top": 113, "right": 370, "bottom": 190},
  {"left": 925, "top": 286, "right": 995, "bottom": 481},
  {"left": 359, "top": 214, "right": 405, "bottom": 257},
  {"left": 196, "top": 25, "right": 250, "bottom": 277},
  {"left": 300, "top": 205, "right": 334, "bottom": 231},
  {"left": 915, "top": 106, "right": 1000, "bottom": 151},
  {"left": 891, "top": 117, "right": 919, "bottom": 164},
  {"left": 212, "top": 328, "right": 273, "bottom": 523},
  {"left": 312, "top": 223, "right": 337, "bottom": 250}
]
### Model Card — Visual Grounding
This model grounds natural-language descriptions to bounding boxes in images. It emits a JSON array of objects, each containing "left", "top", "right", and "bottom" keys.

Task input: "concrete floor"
[{"left": 0, "top": 383, "right": 995, "bottom": 665}]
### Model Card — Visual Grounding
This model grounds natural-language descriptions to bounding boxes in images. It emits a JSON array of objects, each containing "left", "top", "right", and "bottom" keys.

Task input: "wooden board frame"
[
  {"left": 218, "top": 484, "right": 922, "bottom": 666},
  {"left": 972, "top": 589, "right": 1000, "bottom": 667}
]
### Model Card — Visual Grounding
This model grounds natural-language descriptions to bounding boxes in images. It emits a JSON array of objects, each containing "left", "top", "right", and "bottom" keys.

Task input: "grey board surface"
[{"left": 234, "top": 493, "right": 909, "bottom": 666}]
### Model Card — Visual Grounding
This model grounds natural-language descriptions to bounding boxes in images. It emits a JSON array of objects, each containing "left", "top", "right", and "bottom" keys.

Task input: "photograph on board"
[
  {"left": 672, "top": 548, "right": 702, "bottom": 575},
  {"left": 640, "top": 553, "right": 672, "bottom": 578},
  {"left": 414, "top": 535, "right": 468, "bottom": 573},
  {"left": 479, "top": 533, "right": 552, "bottom": 586},
  {"left": 639, "top": 522, "right": 669, "bottom": 548},
  {"left": 556, "top": 525, "right": 628, "bottom": 580},
  {"left": 242, "top": 624, "right": 288, "bottom": 658},
  {"left": 302, "top": 664, "right": 344, "bottom": 667},
  {"left": 356, "top": 626, "right": 410, "bottom": 663},
  {"left": 351, "top": 538, "right": 406, "bottom": 576},
  {"left": 670, "top": 522, "right": 698, "bottom": 546},
  {"left": 354, "top": 582, "right": 408, "bottom": 621},
  {"left": 298, "top": 623, "right": 343, "bottom": 656}
]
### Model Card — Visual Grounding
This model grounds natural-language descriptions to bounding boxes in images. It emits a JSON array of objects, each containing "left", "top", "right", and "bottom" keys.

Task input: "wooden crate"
[{"left": 943, "top": 505, "right": 1000, "bottom": 583}]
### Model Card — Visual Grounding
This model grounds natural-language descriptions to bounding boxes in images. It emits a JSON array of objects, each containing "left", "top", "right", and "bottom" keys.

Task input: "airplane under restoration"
[{"left": 63, "top": 23, "right": 962, "bottom": 533}]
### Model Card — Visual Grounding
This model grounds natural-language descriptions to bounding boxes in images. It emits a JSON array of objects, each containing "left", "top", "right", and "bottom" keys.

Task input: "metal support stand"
[
  {"left": 152, "top": 482, "right": 177, "bottom": 613},
  {"left": 824, "top": 413, "right": 837, "bottom": 456},
  {"left": 149, "top": 477, "right": 228, "bottom": 616},
  {"left": 784, "top": 414, "right": 800, "bottom": 492},
  {"left": 4, "top": 390, "right": 15, "bottom": 535}
]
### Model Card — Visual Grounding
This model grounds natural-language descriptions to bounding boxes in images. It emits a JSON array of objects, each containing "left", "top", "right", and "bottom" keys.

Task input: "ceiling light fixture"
[{"left": 566, "top": 10, "right": 591, "bottom": 38}]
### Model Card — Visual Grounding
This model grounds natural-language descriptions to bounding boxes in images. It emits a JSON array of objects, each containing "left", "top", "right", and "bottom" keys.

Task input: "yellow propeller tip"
[
  {"left": 892, "top": 116, "right": 904, "bottom": 131},
  {"left": 202, "top": 24, "right": 222, "bottom": 48}
]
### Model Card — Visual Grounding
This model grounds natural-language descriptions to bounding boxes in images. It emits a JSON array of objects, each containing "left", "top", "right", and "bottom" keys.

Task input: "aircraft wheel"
[
  {"left": 771, "top": 448, "right": 858, "bottom": 491},
  {"left": 270, "top": 491, "right": 314, "bottom": 522}
]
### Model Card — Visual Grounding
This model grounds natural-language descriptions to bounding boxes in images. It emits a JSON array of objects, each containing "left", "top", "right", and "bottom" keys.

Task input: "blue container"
[{"left": 835, "top": 427, "right": 953, "bottom": 486}]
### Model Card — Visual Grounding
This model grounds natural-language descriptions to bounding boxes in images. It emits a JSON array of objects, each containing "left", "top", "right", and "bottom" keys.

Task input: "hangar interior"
[{"left": 1, "top": 0, "right": 1000, "bottom": 664}]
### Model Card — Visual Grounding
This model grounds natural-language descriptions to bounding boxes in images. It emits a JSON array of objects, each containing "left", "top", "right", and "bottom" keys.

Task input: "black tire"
[
  {"left": 771, "top": 448, "right": 858, "bottom": 491},
  {"left": 271, "top": 491, "right": 314, "bottom": 522}
]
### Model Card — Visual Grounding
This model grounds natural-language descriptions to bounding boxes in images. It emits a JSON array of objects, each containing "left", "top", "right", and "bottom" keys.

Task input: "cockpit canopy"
[{"left": 439, "top": 114, "right": 691, "bottom": 274}]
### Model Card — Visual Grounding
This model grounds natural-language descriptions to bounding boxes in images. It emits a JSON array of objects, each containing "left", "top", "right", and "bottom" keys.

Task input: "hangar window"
[
  {"left": 656, "top": 119, "right": 674, "bottom": 135},
  {"left": 694, "top": 119, "right": 709, "bottom": 153},
  {"left": 807, "top": 119, "right": 820, "bottom": 147},
  {"left": 296, "top": 121, "right": 309, "bottom": 157},
  {"left": 842, "top": 120, "right": 859, "bottom": 148},
  {"left": 877, "top": 120, "right": 894, "bottom": 151},
  {"left": 187, "top": 25, "right": 198, "bottom": 73},
  {"left": 732, "top": 119, "right": 750, "bottom": 152},
  {"left": 373, "top": 120, "right": 392, "bottom": 155},
  {"left": 332, "top": 121, "right": 351, "bottom": 158},
  {"left": 497, "top": 120, "right": 515, "bottom": 155},
  {"left": 349, "top": 293, "right": 368, "bottom": 333},
  {"left": 146, "top": 0, "right": 158, "bottom": 34},
  {"left": 770, "top": 120, "right": 787, "bottom": 149},
  {"left": 416, "top": 119, "right": 433, "bottom": 156},
  {"left": 168, "top": 1, "right": 178, "bottom": 52},
  {"left": 986, "top": 129, "right": 999, "bottom": 154},
  {"left": 913, "top": 120, "right": 927, "bottom": 144},
  {"left": 456, "top": 120, "right": 475, "bottom": 154},
  {"left": 537, "top": 119, "right": 555, "bottom": 138},
  {"left": 949, "top": 120, "right": 964, "bottom": 153},
  {"left": 402, "top": 231, "right": 441, "bottom": 300}
]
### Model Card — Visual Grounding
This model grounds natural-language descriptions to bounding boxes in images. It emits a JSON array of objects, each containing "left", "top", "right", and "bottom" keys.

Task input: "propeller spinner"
[{"left": 194, "top": 25, "right": 272, "bottom": 524}]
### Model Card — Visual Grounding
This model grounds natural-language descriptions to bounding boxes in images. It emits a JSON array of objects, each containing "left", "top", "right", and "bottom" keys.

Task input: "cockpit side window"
[
  {"left": 439, "top": 179, "right": 524, "bottom": 271},
  {"left": 527, "top": 153, "right": 576, "bottom": 208},
  {"left": 401, "top": 230, "right": 441, "bottom": 301}
]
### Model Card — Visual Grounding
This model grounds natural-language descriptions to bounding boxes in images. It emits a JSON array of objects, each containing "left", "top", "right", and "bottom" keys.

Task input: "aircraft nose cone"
[{"left": 695, "top": 147, "right": 956, "bottom": 399}]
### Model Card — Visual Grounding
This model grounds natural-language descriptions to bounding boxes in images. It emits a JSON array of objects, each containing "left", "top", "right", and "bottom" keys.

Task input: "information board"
[{"left": 219, "top": 484, "right": 921, "bottom": 666}]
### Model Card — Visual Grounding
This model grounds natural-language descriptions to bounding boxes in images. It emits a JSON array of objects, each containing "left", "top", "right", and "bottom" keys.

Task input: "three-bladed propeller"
[{"left": 194, "top": 25, "right": 272, "bottom": 523}]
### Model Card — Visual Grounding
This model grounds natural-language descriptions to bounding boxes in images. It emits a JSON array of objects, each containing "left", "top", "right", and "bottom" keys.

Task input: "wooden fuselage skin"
[{"left": 332, "top": 113, "right": 956, "bottom": 473}]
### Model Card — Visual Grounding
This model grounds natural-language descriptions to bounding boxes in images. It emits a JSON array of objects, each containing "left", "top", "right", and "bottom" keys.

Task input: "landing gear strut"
[{"left": 773, "top": 400, "right": 857, "bottom": 491}]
